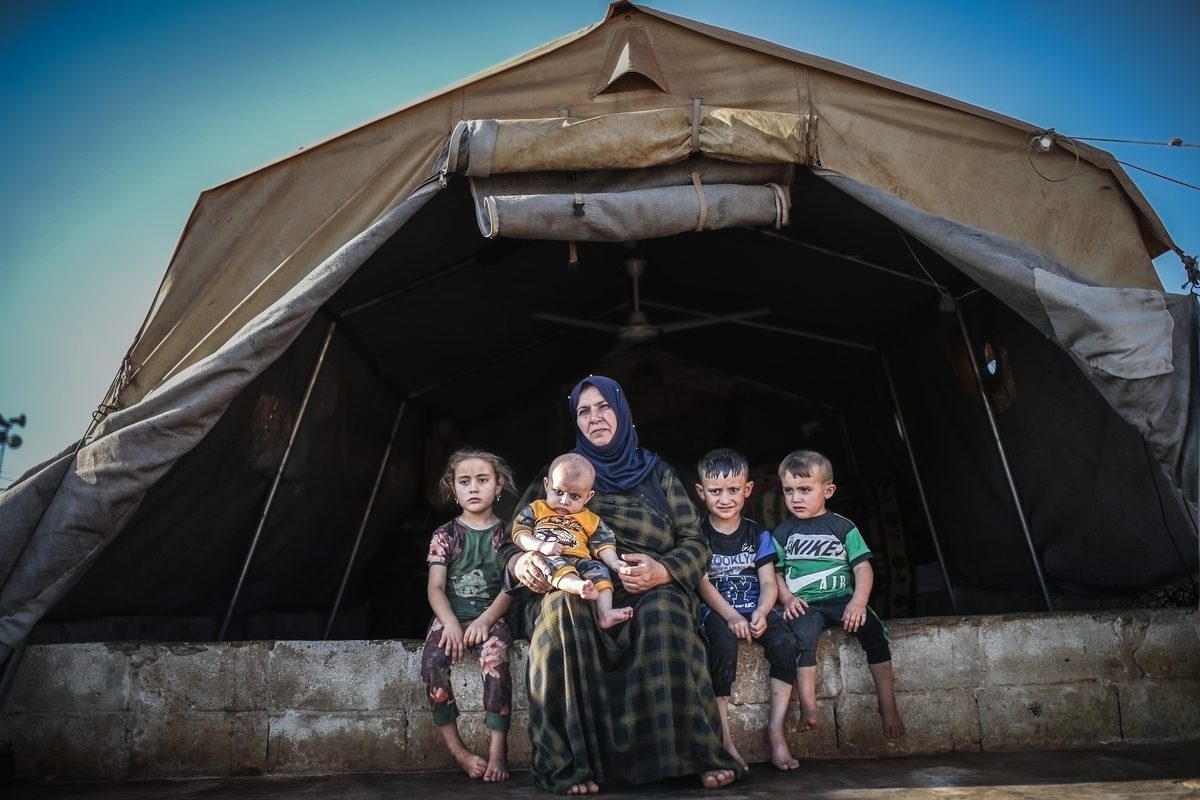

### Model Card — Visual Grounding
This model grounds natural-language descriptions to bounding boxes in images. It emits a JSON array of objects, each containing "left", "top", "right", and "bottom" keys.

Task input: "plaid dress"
[{"left": 508, "top": 464, "right": 740, "bottom": 792}]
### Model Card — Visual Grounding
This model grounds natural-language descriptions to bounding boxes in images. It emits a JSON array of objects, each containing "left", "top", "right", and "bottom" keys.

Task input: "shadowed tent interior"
[
  {"left": 2, "top": 2, "right": 1196, "bottom": 657},
  {"left": 34, "top": 169, "right": 1197, "bottom": 644}
]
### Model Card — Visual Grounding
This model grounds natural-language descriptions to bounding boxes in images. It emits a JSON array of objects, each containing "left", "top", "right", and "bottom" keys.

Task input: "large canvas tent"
[{"left": 1, "top": 2, "right": 1196, "bottom": 670}]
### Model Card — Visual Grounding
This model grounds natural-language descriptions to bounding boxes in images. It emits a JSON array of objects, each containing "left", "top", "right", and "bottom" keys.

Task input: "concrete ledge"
[{"left": 1, "top": 609, "right": 1197, "bottom": 781}]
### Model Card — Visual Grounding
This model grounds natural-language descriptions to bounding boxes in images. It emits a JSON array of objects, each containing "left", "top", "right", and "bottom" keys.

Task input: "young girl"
[{"left": 421, "top": 446, "right": 516, "bottom": 782}]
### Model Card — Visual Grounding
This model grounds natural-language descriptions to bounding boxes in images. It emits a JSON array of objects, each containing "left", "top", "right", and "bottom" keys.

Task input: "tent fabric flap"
[
  {"left": 468, "top": 158, "right": 791, "bottom": 241},
  {"left": 1034, "top": 268, "right": 1174, "bottom": 380},
  {"left": 446, "top": 106, "right": 815, "bottom": 178},
  {"left": 0, "top": 184, "right": 444, "bottom": 662}
]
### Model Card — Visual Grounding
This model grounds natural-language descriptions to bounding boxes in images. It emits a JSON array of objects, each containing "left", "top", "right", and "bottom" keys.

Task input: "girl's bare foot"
[
  {"left": 598, "top": 606, "right": 634, "bottom": 630},
  {"left": 483, "top": 757, "right": 509, "bottom": 782},
  {"left": 564, "top": 780, "right": 600, "bottom": 794},
  {"left": 451, "top": 748, "right": 487, "bottom": 779},
  {"left": 700, "top": 769, "right": 736, "bottom": 789},
  {"left": 767, "top": 725, "right": 799, "bottom": 770},
  {"left": 579, "top": 580, "right": 597, "bottom": 600},
  {"left": 483, "top": 733, "right": 509, "bottom": 781}
]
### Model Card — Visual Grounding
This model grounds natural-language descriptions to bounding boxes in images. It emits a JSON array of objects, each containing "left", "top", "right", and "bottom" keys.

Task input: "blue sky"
[{"left": 1, "top": 0, "right": 1197, "bottom": 486}]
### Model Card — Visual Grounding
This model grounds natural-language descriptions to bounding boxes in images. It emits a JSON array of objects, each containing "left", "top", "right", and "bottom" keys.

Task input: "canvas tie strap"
[
  {"left": 768, "top": 182, "right": 790, "bottom": 228},
  {"left": 690, "top": 171, "right": 709, "bottom": 231}
]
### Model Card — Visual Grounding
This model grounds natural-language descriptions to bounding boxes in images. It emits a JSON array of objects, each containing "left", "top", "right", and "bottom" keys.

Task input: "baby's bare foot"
[
  {"left": 598, "top": 606, "right": 633, "bottom": 630},
  {"left": 579, "top": 580, "right": 597, "bottom": 600}
]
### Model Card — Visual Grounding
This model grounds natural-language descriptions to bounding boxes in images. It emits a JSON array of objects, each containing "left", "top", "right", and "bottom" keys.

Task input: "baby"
[{"left": 512, "top": 453, "right": 634, "bottom": 629}]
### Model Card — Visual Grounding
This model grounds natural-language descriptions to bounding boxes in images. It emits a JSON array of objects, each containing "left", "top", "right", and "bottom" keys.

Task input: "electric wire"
[
  {"left": 1070, "top": 136, "right": 1197, "bottom": 148},
  {"left": 1115, "top": 160, "right": 1200, "bottom": 192},
  {"left": 1026, "top": 130, "right": 1080, "bottom": 183},
  {"left": 1027, "top": 130, "right": 1200, "bottom": 192}
]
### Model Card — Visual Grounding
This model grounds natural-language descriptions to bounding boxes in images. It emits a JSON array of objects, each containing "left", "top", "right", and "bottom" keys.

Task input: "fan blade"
[
  {"left": 531, "top": 312, "right": 622, "bottom": 333},
  {"left": 657, "top": 308, "right": 771, "bottom": 334}
]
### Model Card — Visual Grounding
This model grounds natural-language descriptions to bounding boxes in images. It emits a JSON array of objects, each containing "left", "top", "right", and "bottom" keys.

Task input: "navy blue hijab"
[{"left": 569, "top": 375, "right": 660, "bottom": 494}]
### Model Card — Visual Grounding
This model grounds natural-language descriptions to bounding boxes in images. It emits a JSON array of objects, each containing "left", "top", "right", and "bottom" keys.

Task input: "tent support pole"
[
  {"left": 953, "top": 301, "right": 1054, "bottom": 611},
  {"left": 219, "top": 321, "right": 337, "bottom": 641},
  {"left": 323, "top": 401, "right": 406, "bottom": 640},
  {"left": 881, "top": 354, "right": 957, "bottom": 612}
]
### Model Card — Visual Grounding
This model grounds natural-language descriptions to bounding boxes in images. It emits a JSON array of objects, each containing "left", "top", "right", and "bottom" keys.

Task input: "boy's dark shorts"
[{"left": 787, "top": 596, "right": 891, "bottom": 667}]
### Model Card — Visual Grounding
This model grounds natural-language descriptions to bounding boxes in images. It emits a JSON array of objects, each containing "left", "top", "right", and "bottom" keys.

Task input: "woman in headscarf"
[{"left": 505, "top": 375, "right": 741, "bottom": 794}]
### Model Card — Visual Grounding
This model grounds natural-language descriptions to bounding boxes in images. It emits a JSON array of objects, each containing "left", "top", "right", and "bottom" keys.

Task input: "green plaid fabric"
[{"left": 510, "top": 465, "right": 739, "bottom": 791}]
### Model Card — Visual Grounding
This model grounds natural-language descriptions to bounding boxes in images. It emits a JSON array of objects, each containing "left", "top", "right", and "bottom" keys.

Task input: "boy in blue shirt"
[
  {"left": 695, "top": 448, "right": 802, "bottom": 770},
  {"left": 772, "top": 449, "right": 905, "bottom": 740}
]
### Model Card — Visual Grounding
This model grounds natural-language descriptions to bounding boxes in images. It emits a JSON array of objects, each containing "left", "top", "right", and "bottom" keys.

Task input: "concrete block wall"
[{"left": 1, "top": 609, "right": 1197, "bottom": 781}]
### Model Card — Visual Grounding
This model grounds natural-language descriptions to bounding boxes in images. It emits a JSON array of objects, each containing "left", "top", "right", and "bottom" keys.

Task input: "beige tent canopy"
[{"left": 1, "top": 2, "right": 1195, "bottom": 669}]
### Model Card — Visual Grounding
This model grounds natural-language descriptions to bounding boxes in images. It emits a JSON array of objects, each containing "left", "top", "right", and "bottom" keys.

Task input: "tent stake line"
[
  {"left": 882, "top": 354, "right": 957, "bottom": 612},
  {"left": 953, "top": 301, "right": 1054, "bottom": 611},
  {"left": 219, "top": 321, "right": 337, "bottom": 642},
  {"left": 324, "top": 401, "right": 406, "bottom": 640}
]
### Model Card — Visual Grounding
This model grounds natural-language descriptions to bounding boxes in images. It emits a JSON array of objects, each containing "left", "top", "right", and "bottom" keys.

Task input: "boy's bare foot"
[
  {"left": 564, "top": 780, "right": 600, "bottom": 794},
  {"left": 723, "top": 737, "right": 748, "bottom": 771},
  {"left": 881, "top": 707, "right": 906, "bottom": 739},
  {"left": 579, "top": 580, "right": 597, "bottom": 600},
  {"left": 450, "top": 748, "right": 487, "bottom": 779},
  {"left": 597, "top": 606, "right": 634, "bottom": 630},
  {"left": 767, "top": 726, "right": 799, "bottom": 770},
  {"left": 798, "top": 707, "right": 819, "bottom": 733},
  {"left": 700, "top": 769, "right": 736, "bottom": 789}
]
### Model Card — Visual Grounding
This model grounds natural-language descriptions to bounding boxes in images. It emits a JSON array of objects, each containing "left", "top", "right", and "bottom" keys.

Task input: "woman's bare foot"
[
  {"left": 700, "top": 769, "right": 736, "bottom": 789},
  {"left": 450, "top": 747, "right": 487, "bottom": 779},
  {"left": 564, "top": 780, "right": 600, "bottom": 794},
  {"left": 597, "top": 606, "right": 634, "bottom": 630},
  {"left": 767, "top": 725, "right": 799, "bottom": 770}
]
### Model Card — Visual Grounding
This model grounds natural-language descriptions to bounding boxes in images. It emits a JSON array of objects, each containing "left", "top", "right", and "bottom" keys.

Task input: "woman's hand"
[
  {"left": 512, "top": 550, "right": 553, "bottom": 593},
  {"left": 617, "top": 553, "right": 669, "bottom": 594}
]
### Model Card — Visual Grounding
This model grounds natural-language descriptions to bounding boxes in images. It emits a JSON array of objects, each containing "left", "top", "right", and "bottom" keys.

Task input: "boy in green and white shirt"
[{"left": 772, "top": 449, "right": 906, "bottom": 740}]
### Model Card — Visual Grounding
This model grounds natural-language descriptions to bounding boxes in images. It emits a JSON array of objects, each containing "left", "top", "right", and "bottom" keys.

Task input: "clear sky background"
[{"left": 1, "top": 0, "right": 1197, "bottom": 487}]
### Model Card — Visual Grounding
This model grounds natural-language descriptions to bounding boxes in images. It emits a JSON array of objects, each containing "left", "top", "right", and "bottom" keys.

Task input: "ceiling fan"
[{"left": 532, "top": 254, "right": 769, "bottom": 342}]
